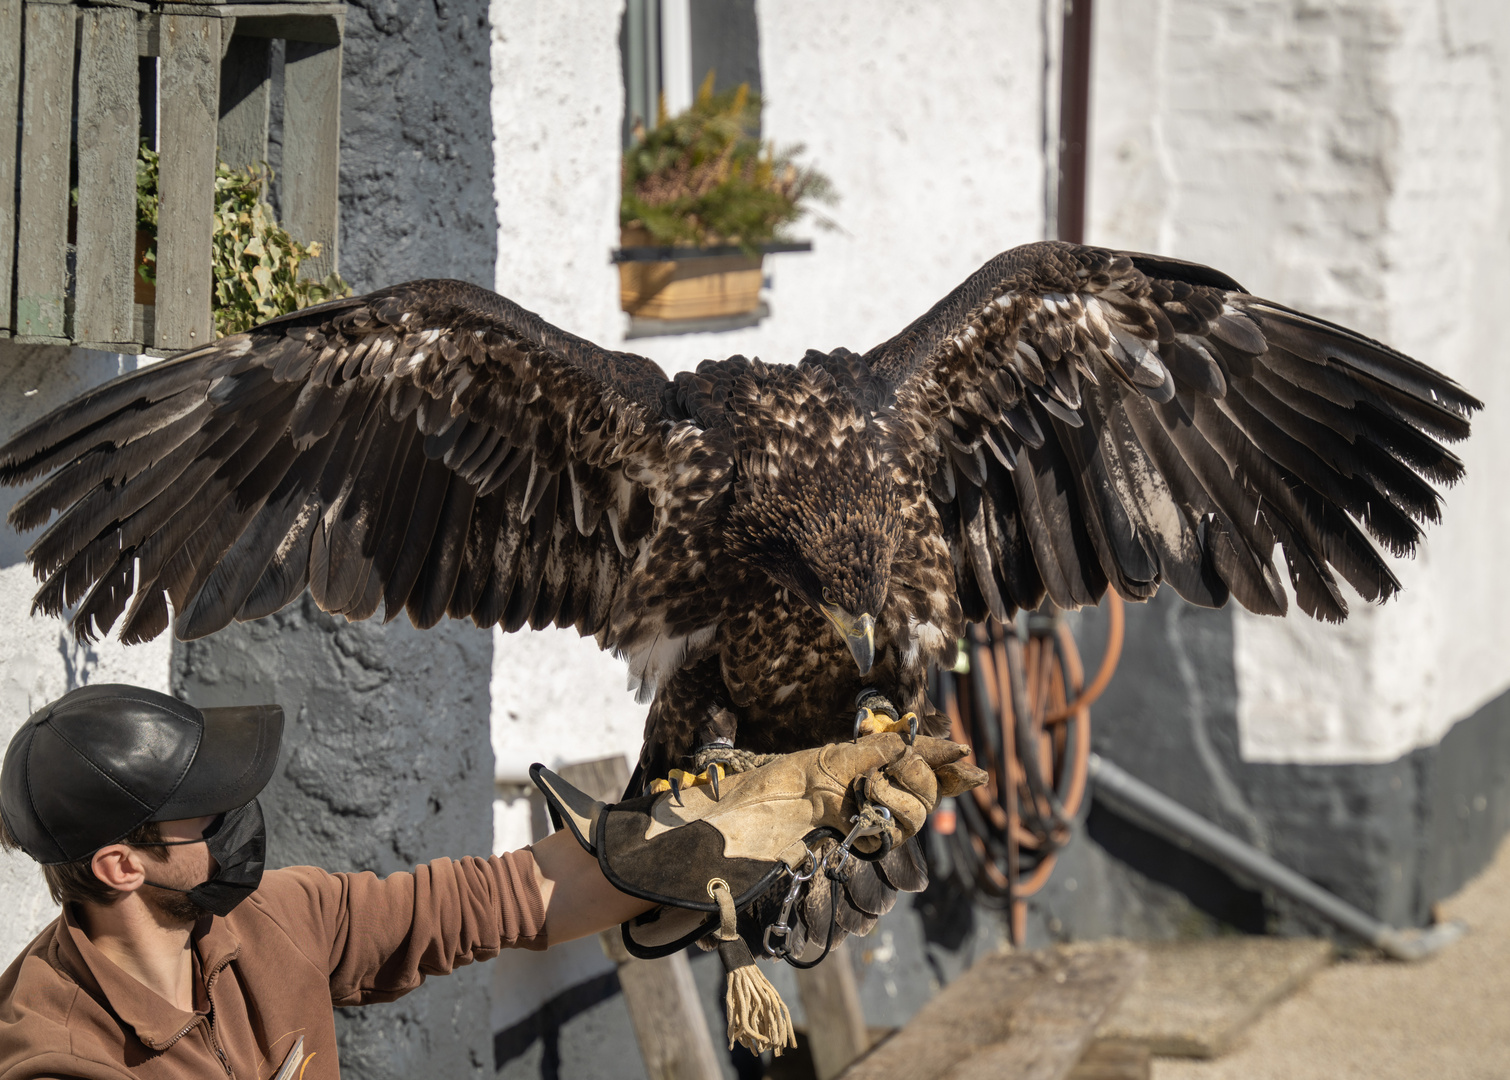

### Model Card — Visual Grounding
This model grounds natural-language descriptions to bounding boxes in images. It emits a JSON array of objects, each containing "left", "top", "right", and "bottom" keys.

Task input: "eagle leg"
[{"left": 853, "top": 689, "right": 919, "bottom": 742}]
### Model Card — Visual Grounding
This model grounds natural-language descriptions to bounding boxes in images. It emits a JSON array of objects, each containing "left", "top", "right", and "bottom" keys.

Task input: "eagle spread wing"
[
  {"left": 867, "top": 242, "right": 1479, "bottom": 625},
  {"left": 0, "top": 280, "right": 694, "bottom": 655}
]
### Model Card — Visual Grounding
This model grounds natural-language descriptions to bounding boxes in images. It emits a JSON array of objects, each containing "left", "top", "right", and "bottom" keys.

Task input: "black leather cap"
[{"left": 0, "top": 684, "right": 283, "bottom": 865}]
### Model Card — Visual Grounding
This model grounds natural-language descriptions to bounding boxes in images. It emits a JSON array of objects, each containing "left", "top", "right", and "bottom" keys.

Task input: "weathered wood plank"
[
  {"left": 218, "top": 34, "right": 271, "bottom": 172},
  {"left": 557, "top": 755, "right": 632, "bottom": 806},
  {"left": 1094, "top": 937, "right": 1333, "bottom": 1059},
  {"left": 75, "top": 6, "right": 142, "bottom": 348},
  {"left": 840, "top": 946, "right": 1145, "bottom": 1080},
  {"left": 944, "top": 948, "right": 1145, "bottom": 1080},
  {"left": 14, "top": 0, "right": 75, "bottom": 341},
  {"left": 282, "top": 37, "right": 340, "bottom": 280},
  {"left": 796, "top": 941, "right": 871, "bottom": 1080},
  {"left": 0, "top": 0, "right": 22, "bottom": 334},
  {"left": 840, "top": 951, "right": 1044, "bottom": 1080},
  {"left": 1065, "top": 1040, "right": 1150, "bottom": 1080},
  {"left": 613, "top": 942, "right": 725, "bottom": 1080},
  {"left": 155, "top": 13, "right": 221, "bottom": 351}
]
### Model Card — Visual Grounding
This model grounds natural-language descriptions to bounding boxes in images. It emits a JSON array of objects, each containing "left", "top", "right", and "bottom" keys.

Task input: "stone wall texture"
[
  {"left": 1020, "top": 0, "right": 1510, "bottom": 944},
  {"left": 1089, "top": 0, "right": 1510, "bottom": 765},
  {"left": 172, "top": 2, "right": 501, "bottom": 1078}
]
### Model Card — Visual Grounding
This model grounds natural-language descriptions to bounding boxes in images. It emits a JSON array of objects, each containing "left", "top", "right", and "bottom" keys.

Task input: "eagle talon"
[{"left": 652, "top": 765, "right": 725, "bottom": 805}]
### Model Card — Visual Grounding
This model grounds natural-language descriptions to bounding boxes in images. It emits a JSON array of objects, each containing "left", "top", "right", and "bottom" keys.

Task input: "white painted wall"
[
  {"left": 485, "top": 0, "right": 1050, "bottom": 1028},
  {"left": 486, "top": 0, "right": 1050, "bottom": 799},
  {"left": 1089, "top": 0, "right": 1510, "bottom": 763},
  {"left": 0, "top": 345, "right": 173, "bottom": 963}
]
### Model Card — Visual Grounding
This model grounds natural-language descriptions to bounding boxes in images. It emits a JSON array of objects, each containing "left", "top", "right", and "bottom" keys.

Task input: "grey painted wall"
[
  {"left": 174, "top": 598, "right": 495, "bottom": 1078},
  {"left": 174, "top": 2, "right": 499, "bottom": 1078},
  {"left": 1021, "top": 597, "right": 1510, "bottom": 947},
  {"left": 336, "top": 0, "right": 497, "bottom": 291}
]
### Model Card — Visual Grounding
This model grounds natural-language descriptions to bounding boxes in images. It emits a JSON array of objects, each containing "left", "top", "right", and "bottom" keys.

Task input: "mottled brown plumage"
[{"left": 0, "top": 244, "right": 1481, "bottom": 912}]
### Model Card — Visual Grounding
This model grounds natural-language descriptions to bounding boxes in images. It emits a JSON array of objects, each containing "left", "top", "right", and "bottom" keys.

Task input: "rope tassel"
[{"left": 709, "top": 879, "right": 796, "bottom": 1056}]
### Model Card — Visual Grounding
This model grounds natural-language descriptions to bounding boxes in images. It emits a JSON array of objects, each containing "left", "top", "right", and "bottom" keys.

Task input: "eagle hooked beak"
[{"left": 822, "top": 605, "right": 876, "bottom": 675}]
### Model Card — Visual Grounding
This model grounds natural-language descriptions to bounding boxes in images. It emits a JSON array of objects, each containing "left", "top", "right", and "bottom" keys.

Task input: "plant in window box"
[{"left": 619, "top": 74, "right": 835, "bottom": 321}]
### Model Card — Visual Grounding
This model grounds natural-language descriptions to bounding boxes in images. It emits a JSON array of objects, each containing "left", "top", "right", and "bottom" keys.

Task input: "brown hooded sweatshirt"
[{"left": 0, "top": 852, "right": 547, "bottom": 1079}]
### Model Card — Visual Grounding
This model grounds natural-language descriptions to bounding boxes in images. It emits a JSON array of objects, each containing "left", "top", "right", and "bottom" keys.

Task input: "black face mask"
[{"left": 143, "top": 799, "right": 267, "bottom": 917}]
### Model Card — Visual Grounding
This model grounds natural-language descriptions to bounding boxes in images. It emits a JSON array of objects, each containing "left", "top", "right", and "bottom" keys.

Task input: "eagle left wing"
[
  {"left": 0, "top": 280, "right": 696, "bottom": 651},
  {"left": 866, "top": 241, "right": 1481, "bottom": 623}
]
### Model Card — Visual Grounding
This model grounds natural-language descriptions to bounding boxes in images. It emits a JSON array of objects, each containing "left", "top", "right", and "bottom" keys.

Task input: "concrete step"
[{"left": 1096, "top": 937, "right": 1334, "bottom": 1059}]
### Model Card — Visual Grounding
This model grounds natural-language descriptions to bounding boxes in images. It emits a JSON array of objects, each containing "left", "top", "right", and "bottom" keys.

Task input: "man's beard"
[{"left": 143, "top": 883, "right": 211, "bottom": 924}]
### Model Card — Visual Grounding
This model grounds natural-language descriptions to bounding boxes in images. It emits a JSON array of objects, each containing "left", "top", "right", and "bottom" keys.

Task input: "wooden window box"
[
  {"left": 0, "top": 0, "right": 344, "bottom": 355},
  {"left": 613, "top": 229, "right": 811, "bottom": 322}
]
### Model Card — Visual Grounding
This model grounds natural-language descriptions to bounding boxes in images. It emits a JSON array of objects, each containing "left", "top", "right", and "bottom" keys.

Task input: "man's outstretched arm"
[{"left": 527, "top": 828, "right": 655, "bottom": 943}]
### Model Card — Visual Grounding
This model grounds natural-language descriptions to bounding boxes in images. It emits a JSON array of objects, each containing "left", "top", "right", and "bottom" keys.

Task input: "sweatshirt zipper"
[
  {"left": 204, "top": 955, "right": 236, "bottom": 1078},
  {"left": 161, "top": 1017, "right": 199, "bottom": 1050}
]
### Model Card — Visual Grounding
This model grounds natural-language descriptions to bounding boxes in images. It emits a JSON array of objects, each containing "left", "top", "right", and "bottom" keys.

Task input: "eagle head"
[{"left": 725, "top": 445, "right": 902, "bottom": 676}]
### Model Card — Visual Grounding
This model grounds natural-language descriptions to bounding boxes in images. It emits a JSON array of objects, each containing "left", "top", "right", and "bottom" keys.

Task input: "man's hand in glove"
[
  {"left": 532, "top": 733, "right": 986, "bottom": 927},
  {"left": 532, "top": 734, "right": 988, "bottom": 1055}
]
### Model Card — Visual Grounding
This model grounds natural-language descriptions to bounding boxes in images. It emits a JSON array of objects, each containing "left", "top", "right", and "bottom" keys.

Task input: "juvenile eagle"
[{"left": 0, "top": 242, "right": 1479, "bottom": 931}]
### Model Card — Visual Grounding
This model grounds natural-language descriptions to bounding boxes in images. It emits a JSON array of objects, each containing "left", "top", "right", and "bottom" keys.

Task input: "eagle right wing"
[
  {"left": 0, "top": 280, "right": 697, "bottom": 650},
  {"left": 867, "top": 242, "right": 1481, "bottom": 623}
]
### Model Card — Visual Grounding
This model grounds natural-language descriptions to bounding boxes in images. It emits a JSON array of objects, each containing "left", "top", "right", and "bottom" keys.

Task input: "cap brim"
[{"left": 154, "top": 704, "right": 284, "bottom": 820}]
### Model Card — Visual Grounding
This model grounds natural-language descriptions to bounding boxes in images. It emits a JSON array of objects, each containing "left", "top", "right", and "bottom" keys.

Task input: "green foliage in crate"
[
  {"left": 621, "top": 73, "right": 836, "bottom": 252},
  {"left": 136, "top": 143, "right": 349, "bottom": 338}
]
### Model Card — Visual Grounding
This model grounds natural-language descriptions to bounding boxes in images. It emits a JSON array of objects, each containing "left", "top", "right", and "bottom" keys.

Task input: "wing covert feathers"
[
  {"left": 0, "top": 279, "right": 685, "bottom": 645},
  {"left": 868, "top": 241, "right": 1480, "bottom": 623}
]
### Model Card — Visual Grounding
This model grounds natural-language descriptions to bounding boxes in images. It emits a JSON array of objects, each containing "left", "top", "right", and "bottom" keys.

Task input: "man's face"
[{"left": 133, "top": 815, "right": 219, "bottom": 924}]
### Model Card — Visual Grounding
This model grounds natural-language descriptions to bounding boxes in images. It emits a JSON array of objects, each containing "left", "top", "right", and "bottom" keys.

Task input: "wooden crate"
[{"left": 0, "top": 0, "right": 344, "bottom": 354}]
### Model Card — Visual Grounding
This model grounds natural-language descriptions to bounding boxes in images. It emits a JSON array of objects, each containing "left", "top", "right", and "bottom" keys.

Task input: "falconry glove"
[{"left": 531, "top": 733, "right": 984, "bottom": 1055}]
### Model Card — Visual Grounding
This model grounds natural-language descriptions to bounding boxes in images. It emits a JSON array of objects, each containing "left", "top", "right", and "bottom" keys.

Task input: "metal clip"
[
  {"left": 833, "top": 805, "right": 891, "bottom": 863},
  {"left": 762, "top": 804, "right": 895, "bottom": 959},
  {"left": 763, "top": 850, "right": 819, "bottom": 958}
]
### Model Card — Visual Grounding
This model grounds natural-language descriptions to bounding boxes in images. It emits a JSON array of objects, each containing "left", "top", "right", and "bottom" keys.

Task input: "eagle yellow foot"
[
  {"left": 853, "top": 690, "right": 919, "bottom": 742},
  {"left": 648, "top": 763, "right": 726, "bottom": 803},
  {"left": 855, "top": 710, "right": 920, "bottom": 739}
]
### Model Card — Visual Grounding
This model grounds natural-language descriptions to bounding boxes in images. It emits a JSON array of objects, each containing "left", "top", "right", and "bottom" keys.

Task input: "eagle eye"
[{"left": 822, "top": 587, "right": 833, "bottom": 603}]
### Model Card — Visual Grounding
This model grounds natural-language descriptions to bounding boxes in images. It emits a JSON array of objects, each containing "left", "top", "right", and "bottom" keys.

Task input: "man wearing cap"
[{"left": 0, "top": 684, "right": 978, "bottom": 1078}]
